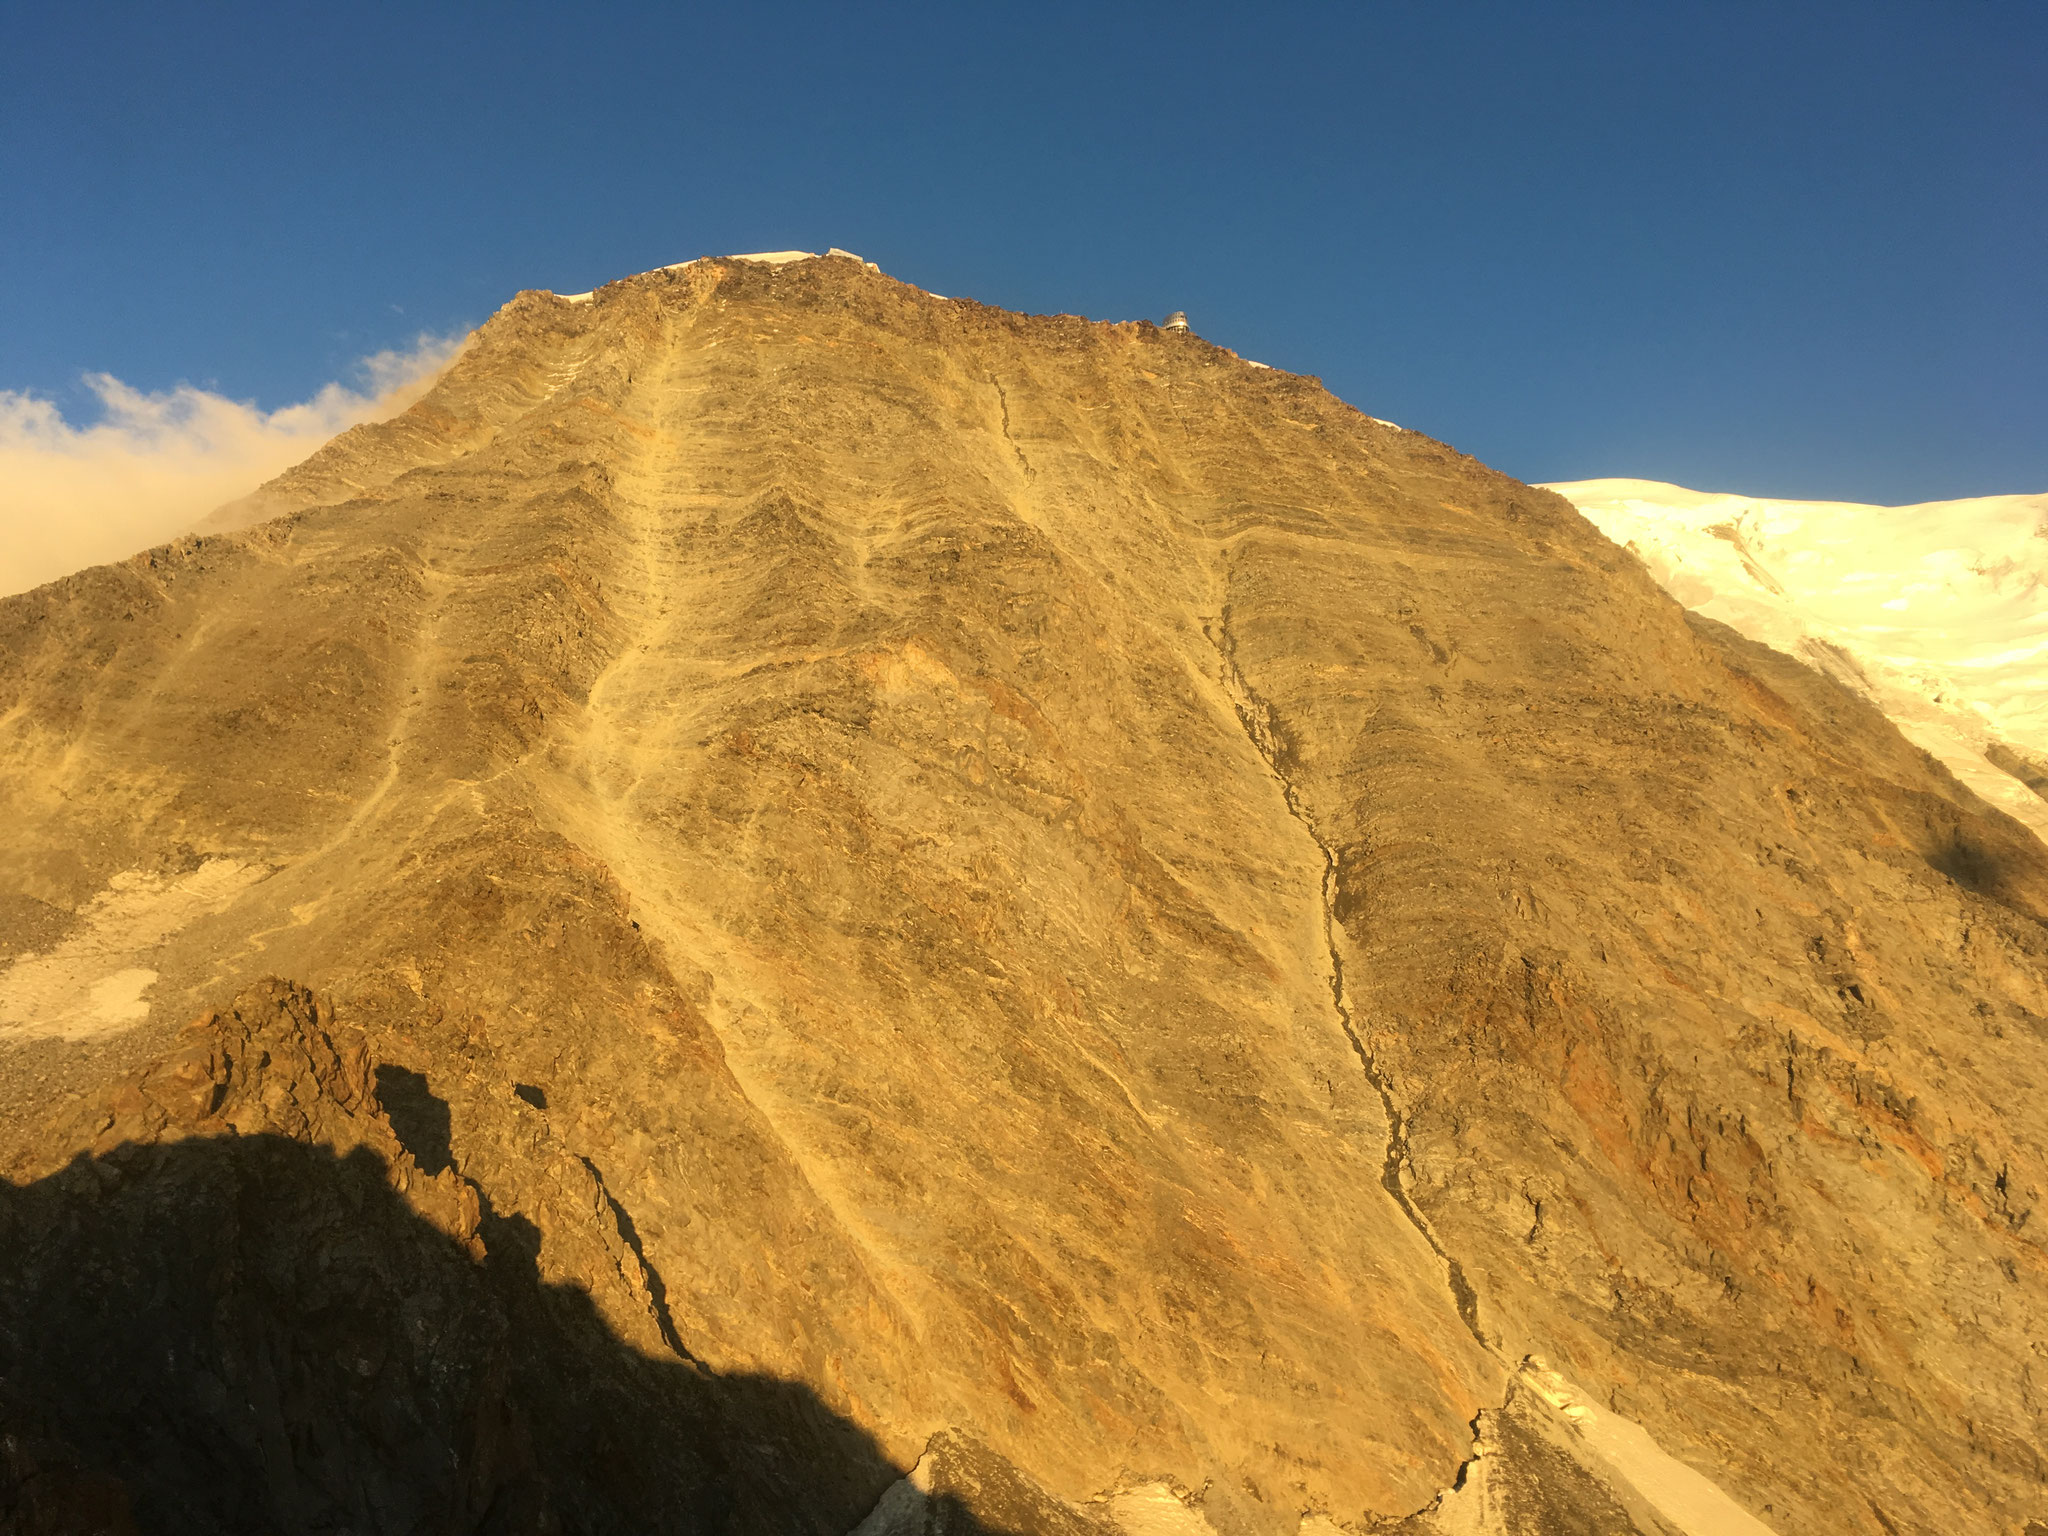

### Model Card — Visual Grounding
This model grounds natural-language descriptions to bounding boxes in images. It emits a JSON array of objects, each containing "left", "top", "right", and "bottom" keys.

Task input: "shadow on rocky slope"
[
  {"left": 0, "top": 984, "right": 1051, "bottom": 1535},
  {"left": 0, "top": 1133, "right": 923, "bottom": 1535}
]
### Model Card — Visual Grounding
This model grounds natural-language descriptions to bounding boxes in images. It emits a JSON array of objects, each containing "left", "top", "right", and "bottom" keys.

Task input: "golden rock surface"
[{"left": 2, "top": 255, "right": 2044, "bottom": 1535}]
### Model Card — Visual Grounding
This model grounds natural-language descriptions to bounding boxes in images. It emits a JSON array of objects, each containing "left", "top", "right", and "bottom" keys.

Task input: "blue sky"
[{"left": 3, "top": 0, "right": 2043, "bottom": 502}]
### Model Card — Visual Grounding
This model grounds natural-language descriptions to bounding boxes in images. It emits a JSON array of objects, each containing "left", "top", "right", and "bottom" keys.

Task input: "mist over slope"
[
  {"left": 2, "top": 254, "right": 2045, "bottom": 1535},
  {"left": 0, "top": 335, "right": 461, "bottom": 598}
]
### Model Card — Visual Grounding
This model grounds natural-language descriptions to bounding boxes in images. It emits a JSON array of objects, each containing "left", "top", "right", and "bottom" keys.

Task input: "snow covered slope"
[{"left": 1548, "top": 478, "right": 2048, "bottom": 842}]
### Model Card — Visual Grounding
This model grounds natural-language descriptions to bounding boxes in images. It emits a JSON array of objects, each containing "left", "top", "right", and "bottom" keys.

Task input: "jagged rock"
[
  {"left": 2, "top": 254, "right": 2045, "bottom": 1533},
  {"left": 0, "top": 980, "right": 907, "bottom": 1533}
]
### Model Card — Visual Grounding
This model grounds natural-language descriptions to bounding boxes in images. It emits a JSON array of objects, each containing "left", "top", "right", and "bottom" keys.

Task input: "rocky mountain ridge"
[{"left": 2, "top": 251, "right": 2044, "bottom": 1534}]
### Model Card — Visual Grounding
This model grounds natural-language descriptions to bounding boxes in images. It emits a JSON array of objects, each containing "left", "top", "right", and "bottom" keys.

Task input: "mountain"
[
  {"left": 1548, "top": 478, "right": 2048, "bottom": 844},
  {"left": 2, "top": 253, "right": 2045, "bottom": 1536}
]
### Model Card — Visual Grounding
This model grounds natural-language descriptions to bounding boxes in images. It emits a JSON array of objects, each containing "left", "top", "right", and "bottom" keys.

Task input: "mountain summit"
[{"left": 2, "top": 253, "right": 2044, "bottom": 1535}]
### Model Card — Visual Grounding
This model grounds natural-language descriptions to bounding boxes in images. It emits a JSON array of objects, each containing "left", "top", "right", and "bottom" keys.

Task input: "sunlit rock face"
[{"left": 2, "top": 255, "right": 2045, "bottom": 1535}]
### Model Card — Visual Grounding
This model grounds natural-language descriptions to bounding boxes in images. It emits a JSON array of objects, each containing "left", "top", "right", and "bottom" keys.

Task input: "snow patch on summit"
[
  {"left": 0, "top": 858, "right": 269, "bottom": 1041},
  {"left": 1548, "top": 477, "right": 2048, "bottom": 842},
  {"left": 548, "top": 248, "right": 884, "bottom": 302}
]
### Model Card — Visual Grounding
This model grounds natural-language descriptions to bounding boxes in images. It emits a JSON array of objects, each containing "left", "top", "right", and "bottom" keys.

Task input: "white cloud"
[{"left": 0, "top": 335, "right": 462, "bottom": 598}]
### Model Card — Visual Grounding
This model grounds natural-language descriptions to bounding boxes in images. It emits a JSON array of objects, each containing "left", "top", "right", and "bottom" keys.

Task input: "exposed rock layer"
[{"left": 2, "top": 255, "right": 2044, "bottom": 1534}]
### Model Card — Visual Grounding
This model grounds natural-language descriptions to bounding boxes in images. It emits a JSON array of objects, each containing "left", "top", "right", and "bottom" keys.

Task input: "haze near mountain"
[{"left": 2, "top": 253, "right": 2045, "bottom": 1536}]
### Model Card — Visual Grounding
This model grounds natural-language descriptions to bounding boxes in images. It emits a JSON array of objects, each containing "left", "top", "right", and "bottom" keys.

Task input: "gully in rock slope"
[{"left": 1, "top": 253, "right": 2044, "bottom": 1536}]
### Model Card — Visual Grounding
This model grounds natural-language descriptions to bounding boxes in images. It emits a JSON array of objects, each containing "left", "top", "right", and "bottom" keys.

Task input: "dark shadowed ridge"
[{"left": 0, "top": 981, "right": 1089, "bottom": 1535}]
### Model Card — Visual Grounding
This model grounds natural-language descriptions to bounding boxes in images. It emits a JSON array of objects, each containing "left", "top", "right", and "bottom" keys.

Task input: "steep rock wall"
[{"left": 2, "top": 255, "right": 2043, "bottom": 1534}]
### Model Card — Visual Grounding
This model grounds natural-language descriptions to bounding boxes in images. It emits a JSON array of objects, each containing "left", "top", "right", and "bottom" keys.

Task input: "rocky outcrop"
[
  {"left": 0, "top": 981, "right": 908, "bottom": 1532},
  {"left": 2, "top": 254, "right": 2045, "bottom": 1533}
]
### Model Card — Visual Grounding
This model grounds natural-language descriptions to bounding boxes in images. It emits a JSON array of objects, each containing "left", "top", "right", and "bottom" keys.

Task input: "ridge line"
[{"left": 578, "top": 1153, "right": 701, "bottom": 1366}]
